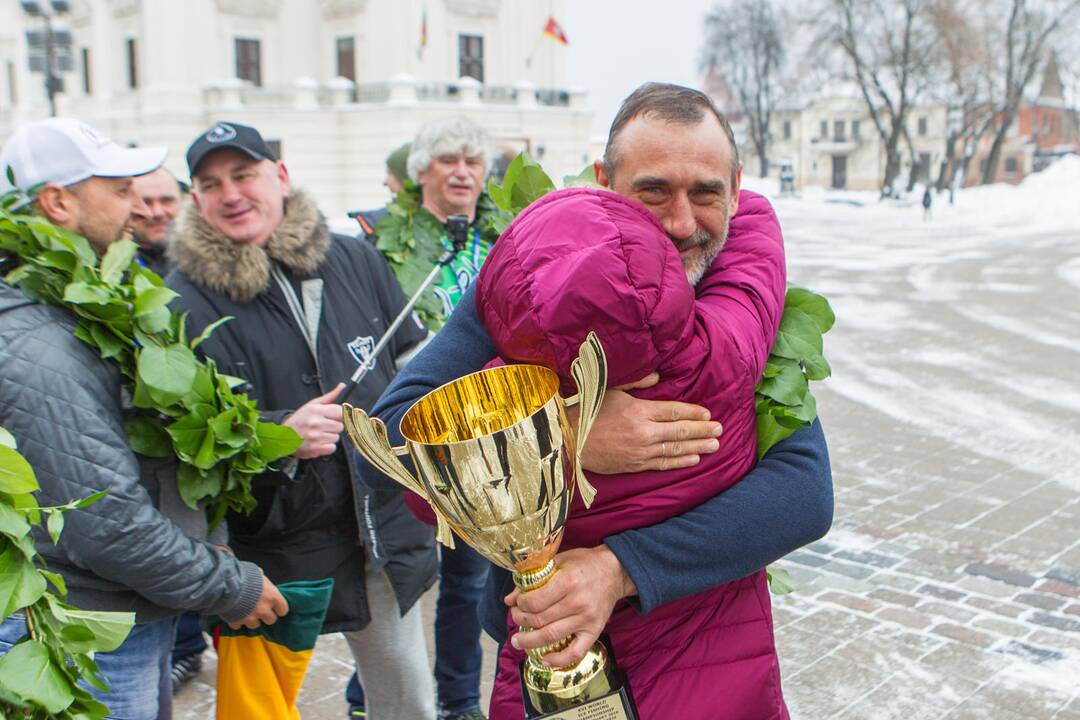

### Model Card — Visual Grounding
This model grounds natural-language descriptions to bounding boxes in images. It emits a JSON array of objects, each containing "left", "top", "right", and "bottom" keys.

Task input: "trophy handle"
[
  {"left": 341, "top": 404, "right": 457, "bottom": 549},
  {"left": 565, "top": 332, "right": 607, "bottom": 508}
]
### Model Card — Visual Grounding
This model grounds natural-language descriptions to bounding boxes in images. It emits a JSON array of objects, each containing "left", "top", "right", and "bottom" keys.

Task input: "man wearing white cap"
[
  {"left": 0, "top": 117, "right": 167, "bottom": 252},
  {"left": 0, "top": 119, "right": 287, "bottom": 720}
]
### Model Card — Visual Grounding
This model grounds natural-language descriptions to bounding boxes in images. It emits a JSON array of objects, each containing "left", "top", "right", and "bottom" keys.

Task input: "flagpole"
[{"left": 526, "top": 31, "right": 541, "bottom": 70}]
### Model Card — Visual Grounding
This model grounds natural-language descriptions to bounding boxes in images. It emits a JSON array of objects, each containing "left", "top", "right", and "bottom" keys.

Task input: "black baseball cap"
[{"left": 186, "top": 121, "right": 277, "bottom": 177}]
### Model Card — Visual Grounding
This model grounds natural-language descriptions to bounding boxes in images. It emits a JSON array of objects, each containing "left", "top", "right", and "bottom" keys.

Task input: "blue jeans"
[
  {"left": 435, "top": 542, "right": 489, "bottom": 715},
  {"left": 171, "top": 611, "right": 206, "bottom": 662},
  {"left": 0, "top": 612, "right": 177, "bottom": 720}
]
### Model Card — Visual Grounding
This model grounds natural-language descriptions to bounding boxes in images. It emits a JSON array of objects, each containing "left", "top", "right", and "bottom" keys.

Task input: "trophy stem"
[
  {"left": 512, "top": 559, "right": 557, "bottom": 592},
  {"left": 512, "top": 559, "right": 617, "bottom": 708}
]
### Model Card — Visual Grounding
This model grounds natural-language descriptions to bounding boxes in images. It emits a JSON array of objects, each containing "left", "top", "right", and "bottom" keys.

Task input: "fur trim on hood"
[{"left": 169, "top": 190, "right": 331, "bottom": 304}]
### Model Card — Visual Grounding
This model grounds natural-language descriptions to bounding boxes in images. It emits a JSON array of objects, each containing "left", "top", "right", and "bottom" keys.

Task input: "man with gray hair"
[{"left": 406, "top": 115, "right": 495, "bottom": 319}]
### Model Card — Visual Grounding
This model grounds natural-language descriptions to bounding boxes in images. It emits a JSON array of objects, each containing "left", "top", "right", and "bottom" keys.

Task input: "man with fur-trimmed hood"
[{"left": 166, "top": 122, "right": 438, "bottom": 720}]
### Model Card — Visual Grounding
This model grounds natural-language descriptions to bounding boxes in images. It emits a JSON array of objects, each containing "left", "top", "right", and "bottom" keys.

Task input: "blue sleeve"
[
  {"left": 355, "top": 284, "right": 495, "bottom": 490},
  {"left": 605, "top": 418, "right": 833, "bottom": 613},
  {"left": 365, "top": 282, "right": 834, "bottom": 619}
]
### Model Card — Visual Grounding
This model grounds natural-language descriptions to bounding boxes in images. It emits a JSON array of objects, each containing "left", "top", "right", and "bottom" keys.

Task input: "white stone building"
[
  {"left": 0, "top": 0, "right": 591, "bottom": 217},
  {"left": 767, "top": 95, "right": 948, "bottom": 192}
]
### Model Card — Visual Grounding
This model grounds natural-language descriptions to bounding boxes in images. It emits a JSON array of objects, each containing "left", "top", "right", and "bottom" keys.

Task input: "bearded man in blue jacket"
[{"left": 365, "top": 84, "right": 834, "bottom": 685}]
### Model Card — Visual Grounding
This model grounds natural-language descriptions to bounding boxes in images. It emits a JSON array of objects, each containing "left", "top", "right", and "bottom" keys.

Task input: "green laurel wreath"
[
  {"left": 0, "top": 188, "right": 302, "bottom": 528},
  {"left": 0, "top": 427, "right": 135, "bottom": 719}
]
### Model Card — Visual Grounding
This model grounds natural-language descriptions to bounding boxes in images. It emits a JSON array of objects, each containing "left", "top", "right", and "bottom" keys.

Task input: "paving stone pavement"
[
  {"left": 176, "top": 202, "right": 1080, "bottom": 718},
  {"left": 767, "top": 203, "right": 1080, "bottom": 719}
]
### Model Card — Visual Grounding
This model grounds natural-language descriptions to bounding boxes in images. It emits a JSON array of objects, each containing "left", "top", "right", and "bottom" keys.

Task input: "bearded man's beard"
[{"left": 677, "top": 223, "right": 729, "bottom": 286}]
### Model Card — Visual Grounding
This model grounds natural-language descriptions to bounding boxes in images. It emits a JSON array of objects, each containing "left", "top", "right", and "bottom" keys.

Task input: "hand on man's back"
[{"left": 572, "top": 373, "right": 723, "bottom": 474}]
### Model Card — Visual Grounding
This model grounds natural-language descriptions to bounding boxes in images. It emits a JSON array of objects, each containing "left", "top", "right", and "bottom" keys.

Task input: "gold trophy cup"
[{"left": 343, "top": 333, "right": 637, "bottom": 719}]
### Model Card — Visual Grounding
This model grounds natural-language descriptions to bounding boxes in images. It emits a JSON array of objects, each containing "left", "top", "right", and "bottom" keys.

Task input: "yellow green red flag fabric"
[{"left": 210, "top": 578, "right": 334, "bottom": 720}]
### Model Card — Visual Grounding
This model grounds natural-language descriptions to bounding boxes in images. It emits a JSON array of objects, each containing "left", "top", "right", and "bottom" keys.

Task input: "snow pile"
[{"left": 948, "top": 154, "right": 1080, "bottom": 233}]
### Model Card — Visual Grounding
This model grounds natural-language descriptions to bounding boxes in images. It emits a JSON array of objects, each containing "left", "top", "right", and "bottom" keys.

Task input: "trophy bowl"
[{"left": 399, "top": 361, "right": 576, "bottom": 577}]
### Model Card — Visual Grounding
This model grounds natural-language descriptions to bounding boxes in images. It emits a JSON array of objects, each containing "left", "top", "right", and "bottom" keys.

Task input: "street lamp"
[{"left": 21, "top": 0, "right": 72, "bottom": 117}]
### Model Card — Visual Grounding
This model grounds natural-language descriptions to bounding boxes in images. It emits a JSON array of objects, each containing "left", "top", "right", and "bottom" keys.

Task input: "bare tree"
[
  {"left": 1062, "top": 41, "right": 1080, "bottom": 110},
  {"left": 927, "top": 0, "right": 996, "bottom": 190},
  {"left": 980, "top": 0, "right": 1080, "bottom": 184},
  {"left": 829, "top": 0, "right": 937, "bottom": 196},
  {"left": 700, "top": 0, "right": 785, "bottom": 177}
]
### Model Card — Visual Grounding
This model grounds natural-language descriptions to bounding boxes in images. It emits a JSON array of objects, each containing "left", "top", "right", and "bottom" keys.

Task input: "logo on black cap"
[
  {"left": 206, "top": 123, "right": 238, "bottom": 143},
  {"left": 187, "top": 121, "right": 277, "bottom": 177}
]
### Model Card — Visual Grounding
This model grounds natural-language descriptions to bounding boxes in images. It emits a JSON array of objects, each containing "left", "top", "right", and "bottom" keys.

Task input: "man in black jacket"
[
  {"left": 0, "top": 118, "right": 285, "bottom": 720},
  {"left": 167, "top": 121, "right": 437, "bottom": 720}
]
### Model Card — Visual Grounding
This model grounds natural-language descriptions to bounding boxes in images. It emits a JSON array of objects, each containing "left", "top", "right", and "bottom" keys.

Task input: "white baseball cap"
[{"left": 0, "top": 118, "right": 166, "bottom": 206}]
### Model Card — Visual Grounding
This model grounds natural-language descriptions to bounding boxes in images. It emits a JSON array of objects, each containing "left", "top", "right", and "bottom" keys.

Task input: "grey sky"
[{"left": 563, "top": 0, "right": 717, "bottom": 138}]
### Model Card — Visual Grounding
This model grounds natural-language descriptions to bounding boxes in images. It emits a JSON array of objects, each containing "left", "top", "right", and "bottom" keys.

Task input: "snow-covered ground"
[{"left": 746, "top": 157, "right": 1080, "bottom": 493}]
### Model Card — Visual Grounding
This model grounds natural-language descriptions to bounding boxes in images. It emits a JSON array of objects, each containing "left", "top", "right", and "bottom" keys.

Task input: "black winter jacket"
[
  {"left": 166, "top": 191, "right": 436, "bottom": 632},
  {"left": 0, "top": 281, "right": 264, "bottom": 623}
]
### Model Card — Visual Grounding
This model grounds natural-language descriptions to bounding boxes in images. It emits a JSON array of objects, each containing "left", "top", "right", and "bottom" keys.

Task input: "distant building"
[
  {"left": 966, "top": 54, "right": 1079, "bottom": 187},
  {"left": 739, "top": 53, "right": 1077, "bottom": 192},
  {"left": 0, "top": 0, "right": 591, "bottom": 216},
  {"left": 767, "top": 95, "right": 948, "bottom": 192}
]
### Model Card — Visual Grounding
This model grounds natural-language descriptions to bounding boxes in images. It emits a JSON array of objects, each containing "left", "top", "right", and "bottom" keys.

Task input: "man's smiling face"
[
  {"left": 598, "top": 113, "right": 741, "bottom": 286},
  {"left": 418, "top": 151, "right": 486, "bottom": 222},
  {"left": 191, "top": 149, "right": 290, "bottom": 247}
]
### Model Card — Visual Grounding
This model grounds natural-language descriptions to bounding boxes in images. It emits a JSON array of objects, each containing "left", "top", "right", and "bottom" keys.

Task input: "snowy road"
[{"left": 780, "top": 191, "right": 1080, "bottom": 491}]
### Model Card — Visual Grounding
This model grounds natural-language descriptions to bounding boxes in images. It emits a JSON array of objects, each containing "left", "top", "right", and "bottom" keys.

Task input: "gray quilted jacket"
[{"left": 0, "top": 280, "right": 264, "bottom": 624}]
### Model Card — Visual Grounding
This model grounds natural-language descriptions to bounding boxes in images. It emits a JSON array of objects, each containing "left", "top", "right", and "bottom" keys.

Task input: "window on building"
[
  {"left": 1004, "top": 157, "right": 1018, "bottom": 177},
  {"left": 80, "top": 47, "right": 91, "bottom": 95},
  {"left": 336, "top": 36, "right": 355, "bottom": 81},
  {"left": 458, "top": 34, "right": 484, "bottom": 82},
  {"left": 852, "top": 120, "right": 861, "bottom": 139},
  {"left": 979, "top": 158, "right": 988, "bottom": 177},
  {"left": 834, "top": 120, "right": 845, "bottom": 141},
  {"left": 820, "top": 120, "right": 828, "bottom": 139},
  {"left": 917, "top": 116, "right": 928, "bottom": 136},
  {"left": 125, "top": 38, "right": 137, "bottom": 89},
  {"left": 783, "top": 120, "right": 791, "bottom": 139},
  {"left": 5, "top": 61, "right": 15, "bottom": 105},
  {"left": 235, "top": 38, "right": 262, "bottom": 86}
]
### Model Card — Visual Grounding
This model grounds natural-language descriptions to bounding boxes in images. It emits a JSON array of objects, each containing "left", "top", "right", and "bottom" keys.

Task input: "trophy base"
[{"left": 519, "top": 635, "right": 639, "bottom": 720}]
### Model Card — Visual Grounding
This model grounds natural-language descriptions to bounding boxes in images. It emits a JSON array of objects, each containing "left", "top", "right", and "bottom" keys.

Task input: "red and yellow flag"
[
  {"left": 543, "top": 17, "right": 569, "bottom": 45},
  {"left": 211, "top": 579, "right": 334, "bottom": 720}
]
